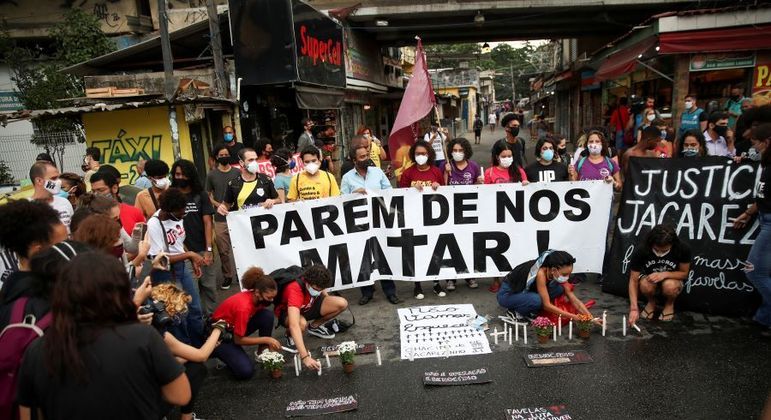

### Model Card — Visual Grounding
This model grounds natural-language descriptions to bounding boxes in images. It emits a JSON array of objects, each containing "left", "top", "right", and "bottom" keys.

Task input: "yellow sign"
[{"left": 83, "top": 106, "right": 193, "bottom": 184}]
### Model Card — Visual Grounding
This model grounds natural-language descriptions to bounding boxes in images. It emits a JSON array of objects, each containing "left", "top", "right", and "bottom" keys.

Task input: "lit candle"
[
  {"left": 325, "top": 353, "right": 330, "bottom": 368},
  {"left": 493, "top": 327, "right": 499, "bottom": 345},
  {"left": 602, "top": 311, "right": 607, "bottom": 337},
  {"left": 568, "top": 320, "right": 573, "bottom": 340},
  {"left": 622, "top": 315, "right": 627, "bottom": 336},
  {"left": 523, "top": 325, "right": 528, "bottom": 344},
  {"left": 508, "top": 325, "right": 512, "bottom": 345},
  {"left": 558, "top": 315, "right": 562, "bottom": 336},
  {"left": 553, "top": 324, "right": 557, "bottom": 341},
  {"left": 376, "top": 346, "right": 382, "bottom": 366},
  {"left": 514, "top": 323, "right": 519, "bottom": 341}
]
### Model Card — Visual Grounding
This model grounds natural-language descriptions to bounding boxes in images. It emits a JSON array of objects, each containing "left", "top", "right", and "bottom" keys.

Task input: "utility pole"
[
  {"left": 158, "top": 0, "right": 181, "bottom": 160},
  {"left": 510, "top": 64, "right": 516, "bottom": 104},
  {"left": 207, "top": 0, "right": 227, "bottom": 97}
]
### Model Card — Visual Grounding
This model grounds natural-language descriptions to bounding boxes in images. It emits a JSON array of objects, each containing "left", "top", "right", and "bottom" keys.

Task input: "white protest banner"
[
  {"left": 398, "top": 304, "right": 490, "bottom": 360},
  {"left": 227, "top": 181, "right": 612, "bottom": 290}
]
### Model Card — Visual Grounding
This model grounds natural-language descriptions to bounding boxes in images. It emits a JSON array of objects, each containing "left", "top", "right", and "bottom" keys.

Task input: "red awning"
[
  {"left": 659, "top": 24, "right": 771, "bottom": 54},
  {"left": 595, "top": 37, "right": 657, "bottom": 82}
]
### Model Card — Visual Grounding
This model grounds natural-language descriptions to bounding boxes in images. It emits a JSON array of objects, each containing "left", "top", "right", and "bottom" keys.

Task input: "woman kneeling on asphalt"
[
  {"left": 497, "top": 250, "right": 598, "bottom": 323},
  {"left": 211, "top": 267, "right": 282, "bottom": 379},
  {"left": 627, "top": 225, "right": 691, "bottom": 324}
]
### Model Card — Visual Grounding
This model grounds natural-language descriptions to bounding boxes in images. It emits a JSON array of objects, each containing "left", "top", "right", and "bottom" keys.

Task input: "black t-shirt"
[
  {"left": 17, "top": 323, "right": 184, "bottom": 420},
  {"left": 757, "top": 166, "right": 769, "bottom": 214},
  {"left": 493, "top": 138, "right": 526, "bottom": 167},
  {"left": 225, "top": 142, "right": 245, "bottom": 165},
  {"left": 525, "top": 161, "right": 569, "bottom": 183},
  {"left": 223, "top": 174, "right": 278, "bottom": 211},
  {"left": 0, "top": 271, "right": 48, "bottom": 330},
  {"left": 629, "top": 243, "right": 692, "bottom": 276},
  {"left": 183, "top": 191, "right": 215, "bottom": 252}
]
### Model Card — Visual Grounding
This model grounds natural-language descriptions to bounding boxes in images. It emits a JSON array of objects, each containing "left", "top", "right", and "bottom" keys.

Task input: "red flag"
[{"left": 388, "top": 37, "right": 436, "bottom": 176}]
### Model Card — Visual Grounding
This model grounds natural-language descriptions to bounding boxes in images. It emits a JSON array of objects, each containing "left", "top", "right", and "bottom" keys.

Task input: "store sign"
[
  {"left": 293, "top": 0, "right": 345, "bottom": 88},
  {"left": 580, "top": 71, "right": 600, "bottom": 91},
  {"left": 344, "top": 28, "right": 386, "bottom": 85},
  {"left": 0, "top": 91, "right": 23, "bottom": 112},
  {"left": 690, "top": 53, "right": 756, "bottom": 72},
  {"left": 751, "top": 54, "right": 771, "bottom": 106}
]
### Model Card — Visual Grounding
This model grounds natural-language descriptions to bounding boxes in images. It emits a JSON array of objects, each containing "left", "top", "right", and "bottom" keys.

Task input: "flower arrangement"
[
  {"left": 337, "top": 341, "right": 357, "bottom": 365},
  {"left": 256, "top": 349, "right": 285, "bottom": 372},
  {"left": 576, "top": 314, "right": 594, "bottom": 331},
  {"left": 531, "top": 316, "right": 555, "bottom": 337}
]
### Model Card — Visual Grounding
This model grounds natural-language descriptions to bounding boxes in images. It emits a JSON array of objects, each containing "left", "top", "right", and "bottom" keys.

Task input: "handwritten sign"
[
  {"left": 285, "top": 395, "right": 357, "bottom": 417},
  {"left": 423, "top": 367, "right": 491, "bottom": 386},
  {"left": 506, "top": 405, "right": 573, "bottom": 420},
  {"left": 398, "top": 304, "right": 491, "bottom": 360},
  {"left": 524, "top": 350, "right": 593, "bottom": 368},
  {"left": 319, "top": 342, "right": 376, "bottom": 356}
]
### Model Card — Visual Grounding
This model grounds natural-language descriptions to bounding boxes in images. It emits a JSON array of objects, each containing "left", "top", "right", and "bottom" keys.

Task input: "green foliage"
[
  {"left": 0, "top": 161, "right": 13, "bottom": 185},
  {"left": 50, "top": 9, "right": 115, "bottom": 66}
]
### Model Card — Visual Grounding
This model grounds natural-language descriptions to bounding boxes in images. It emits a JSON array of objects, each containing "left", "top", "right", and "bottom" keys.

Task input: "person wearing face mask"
[
  {"left": 81, "top": 147, "right": 101, "bottom": 191},
  {"left": 297, "top": 118, "right": 316, "bottom": 153},
  {"left": 148, "top": 187, "right": 206, "bottom": 347},
  {"left": 222, "top": 126, "right": 244, "bottom": 166},
  {"left": 724, "top": 84, "right": 747, "bottom": 130},
  {"left": 445, "top": 138, "right": 483, "bottom": 186},
  {"left": 340, "top": 135, "right": 375, "bottom": 176},
  {"left": 554, "top": 135, "right": 572, "bottom": 167},
  {"left": 134, "top": 159, "right": 171, "bottom": 219},
  {"left": 678, "top": 94, "right": 707, "bottom": 138},
  {"left": 627, "top": 225, "right": 691, "bottom": 324},
  {"left": 484, "top": 140, "right": 528, "bottom": 185},
  {"left": 29, "top": 161, "right": 74, "bottom": 230},
  {"left": 72, "top": 214, "right": 125, "bottom": 261},
  {"left": 703, "top": 111, "right": 735, "bottom": 157},
  {"left": 206, "top": 144, "right": 241, "bottom": 290},
  {"left": 255, "top": 137, "right": 274, "bottom": 167},
  {"left": 90, "top": 170, "right": 146, "bottom": 235},
  {"left": 677, "top": 130, "right": 707, "bottom": 158},
  {"left": 734, "top": 122, "right": 771, "bottom": 336},
  {"left": 423, "top": 124, "right": 447, "bottom": 170},
  {"left": 525, "top": 137, "right": 569, "bottom": 183},
  {"left": 571, "top": 130, "right": 621, "bottom": 190},
  {"left": 287, "top": 146, "right": 340, "bottom": 201},
  {"left": 270, "top": 148, "right": 297, "bottom": 203},
  {"left": 652, "top": 119, "right": 673, "bottom": 158},
  {"left": 497, "top": 250, "right": 599, "bottom": 323},
  {"left": 58, "top": 172, "right": 85, "bottom": 209},
  {"left": 277, "top": 265, "right": 348, "bottom": 365},
  {"left": 357, "top": 126, "right": 386, "bottom": 168},
  {"left": 494, "top": 113, "right": 527, "bottom": 167},
  {"left": 134, "top": 158, "right": 153, "bottom": 189},
  {"left": 209, "top": 267, "right": 282, "bottom": 380},
  {"left": 171, "top": 159, "right": 217, "bottom": 316},
  {"left": 217, "top": 148, "right": 278, "bottom": 215},
  {"left": 635, "top": 108, "right": 657, "bottom": 144}
]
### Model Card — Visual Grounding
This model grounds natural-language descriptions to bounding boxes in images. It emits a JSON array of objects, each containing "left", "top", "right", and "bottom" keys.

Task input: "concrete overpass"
[{"left": 308, "top": 0, "right": 730, "bottom": 44}]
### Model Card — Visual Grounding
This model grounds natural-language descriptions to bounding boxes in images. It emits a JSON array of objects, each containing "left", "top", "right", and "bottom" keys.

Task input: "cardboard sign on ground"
[
  {"left": 524, "top": 350, "right": 593, "bottom": 367},
  {"left": 506, "top": 405, "right": 573, "bottom": 419},
  {"left": 285, "top": 395, "right": 358, "bottom": 417},
  {"left": 423, "top": 367, "right": 492, "bottom": 386},
  {"left": 319, "top": 342, "right": 376, "bottom": 356}
]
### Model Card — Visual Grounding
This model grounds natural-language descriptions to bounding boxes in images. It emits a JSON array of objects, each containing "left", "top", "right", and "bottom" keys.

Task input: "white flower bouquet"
[{"left": 256, "top": 349, "right": 285, "bottom": 371}]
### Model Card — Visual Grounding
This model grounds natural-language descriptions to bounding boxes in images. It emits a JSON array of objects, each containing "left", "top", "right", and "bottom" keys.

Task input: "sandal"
[
  {"left": 658, "top": 312, "right": 675, "bottom": 322},
  {"left": 641, "top": 308, "right": 655, "bottom": 320}
]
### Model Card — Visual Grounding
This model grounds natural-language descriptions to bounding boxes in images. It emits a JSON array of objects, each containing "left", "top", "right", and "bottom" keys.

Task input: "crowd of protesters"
[{"left": 0, "top": 99, "right": 768, "bottom": 419}]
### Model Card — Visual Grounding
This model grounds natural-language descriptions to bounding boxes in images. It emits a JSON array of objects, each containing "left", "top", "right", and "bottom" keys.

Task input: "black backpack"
[
  {"left": 503, "top": 259, "right": 537, "bottom": 293},
  {"left": 270, "top": 265, "right": 305, "bottom": 307}
]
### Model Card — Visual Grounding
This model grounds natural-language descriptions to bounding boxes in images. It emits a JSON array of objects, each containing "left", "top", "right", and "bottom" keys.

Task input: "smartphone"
[{"left": 132, "top": 223, "right": 147, "bottom": 242}]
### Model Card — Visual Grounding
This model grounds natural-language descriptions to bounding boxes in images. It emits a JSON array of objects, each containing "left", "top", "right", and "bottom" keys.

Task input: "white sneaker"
[
  {"left": 467, "top": 279, "right": 479, "bottom": 289},
  {"left": 415, "top": 292, "right": 425, "bottom": 300},
  {"left": 446, "top": 280, "right": 456, "bottom": 291}
]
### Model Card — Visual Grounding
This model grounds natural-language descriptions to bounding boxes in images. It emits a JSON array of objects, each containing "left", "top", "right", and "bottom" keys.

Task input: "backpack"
[
  {"left": 503, "top": 259, "right": 537, "bottom": 293},
  {"left": 576, "top": 156, "right": 614, "bottom": 175},
  {"left": 0, "top": 297, "right": 52, "bottom": 419},
  {"left": 270, "top": 265, "right": 305, "bottom": 308}
]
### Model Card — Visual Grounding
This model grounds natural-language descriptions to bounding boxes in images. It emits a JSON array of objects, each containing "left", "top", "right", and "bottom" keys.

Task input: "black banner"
[
  {"left": 524, "top": 350, "right": 593, "bottom": 368},
  {"left": 603, "top": 157, "right": 761, "bottom": 316},
  {"left": 423, "top": 367, "right": 492, "bottom": 386}
]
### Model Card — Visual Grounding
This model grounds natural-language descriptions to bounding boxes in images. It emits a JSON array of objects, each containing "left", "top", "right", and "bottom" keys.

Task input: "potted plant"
[
  {"left": 256, "top": 349, "right": 285, "bottom": 379},
  {"left": 531, "top": 316, "right": 555, "bottom": 344},
  {"left": 338, "top": 341, "right": 357, "bottom": 374},
  {"left": 576, "top": 314, "right": 594, "bottom": 339}
]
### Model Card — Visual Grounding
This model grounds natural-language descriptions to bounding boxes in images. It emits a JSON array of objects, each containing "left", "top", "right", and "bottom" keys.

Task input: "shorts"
[{"left": 278, "top": 294, "right": 326, "bottom": 326}]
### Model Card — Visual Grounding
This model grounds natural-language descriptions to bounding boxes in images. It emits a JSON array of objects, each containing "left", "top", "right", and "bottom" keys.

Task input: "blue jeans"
[
  {"left": 212, "top": 309, "right": 275, "bottom": 380},
  {"left": 497, "top": 279, "right": 564, "bottom": 316},
  {"left": 746, "top": 212, "right": 771, "bottom": 327},
  {"left": 615, "top": 129, "right": 626, "bottom": 151},
  {"left": 361, "top": 280, "right": 396, "bottom": 298},
  {"left": 151, "top": 261, "right": 204, "bottom": 347}
]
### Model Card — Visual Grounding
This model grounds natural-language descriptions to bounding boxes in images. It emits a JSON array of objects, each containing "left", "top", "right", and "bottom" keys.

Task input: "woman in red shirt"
[
  {"left": 398, "top": 140, "right": 448, "bottom": 299},
  {"left": 211, "top": 267, "right": 281, "bottom": 379}
]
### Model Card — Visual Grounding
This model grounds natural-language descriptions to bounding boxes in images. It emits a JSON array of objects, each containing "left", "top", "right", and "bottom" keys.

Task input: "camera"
[{"left": 139, "top": 299, "right": 173, "bottom": 329}]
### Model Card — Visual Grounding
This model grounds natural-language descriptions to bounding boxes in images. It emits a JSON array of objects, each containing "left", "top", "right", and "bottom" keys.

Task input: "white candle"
[
  {"left": 558, "top": 315, "right": 562, "bottom": 336},
  {"left": 493, "top": 327, "right": 498, "bottom": 345},
  {"left": 508, "top": 325, "right": 512, "bottom": 345},
  {"left": 294, "top": 355, "right": 300, "bottom": 376},
  {"left": 523, "top": 325, "right": 528, "bottom": 344},
  {"left": 553, "top": 324, "right": 557, "bottom": 341},
  {"left": 568, "top": 320, "right": 573, "bottom": 340},
  {"left": 376, "top": 346, "right": 382, "bottom": 366},
  {"left": 632, "top": 323, "right": 641, "bottom": 333},
  {"left": 318, "top": 364, "right": 322, "bottom": 376},
  {"left": 515, "top": 323, "right": 519, "bottom": 341},
  {"left": 622, "top": 315, "right": 627, "bottom": 336},
  {"left": 325, "top": 353, "right": 330, "bottom": 368},
  {"left": 602, "top": 311, "right": 607, "bottom": 337}
]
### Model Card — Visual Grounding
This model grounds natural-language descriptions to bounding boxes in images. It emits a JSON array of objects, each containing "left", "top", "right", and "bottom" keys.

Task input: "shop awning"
[
  {"left": 295, "top": 85, "right": 344, "bottom": 110},
  {"left": 659, "top": 24, "right": 771, "bottom": 54},
  {"left": 594, "top": 37, "right": 657, "bottom": 82}
]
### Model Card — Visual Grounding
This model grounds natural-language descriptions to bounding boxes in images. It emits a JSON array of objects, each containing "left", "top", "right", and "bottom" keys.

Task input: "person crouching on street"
[{"left": 276, "top": 265, "right": 348, "bottom": 372}]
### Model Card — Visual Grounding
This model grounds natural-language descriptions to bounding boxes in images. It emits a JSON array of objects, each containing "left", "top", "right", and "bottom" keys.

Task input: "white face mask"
[
  {"left": 44, "top": 178, "right": 62, "bottom": 195},
  {"left": 451, "top": 152, "right": 465, "bottom": 162},
  {"left": 306, "top": 284, "right": 322, "bottom": 297},
  {"left": 414, "top": 155, "right": 429, "bottom": 166},
  {"left": 153, "top": 177, "right": 170, "bottom": 190},
  {"left": 588, "top": 143, "right": 602, "bottom": 155},
  {"left": 305, "top": 162, "right": 320, "bottom": 175},
  {"left": 499, "top": 157, "right": 513, "bottom": 168},
  {"left": 748, "top": 147, "right": 761, "bottom": 162},
  {"left": 646, "top": 114, "right": 656, "bottom": 122},
  {"left": 246, "top": 161, "right": 259, "bottom": 174},
  {"left": 684, "top": 101, "right": 693, "bottom": 109}
]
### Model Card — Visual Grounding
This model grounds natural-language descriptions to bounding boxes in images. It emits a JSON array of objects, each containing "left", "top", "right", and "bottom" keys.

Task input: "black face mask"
[
  {"left": 217, "top": 157, "right": 230, "bottom": 166},
  {"left": 507, "top": 127, "right": 520, "bottom": 136},
  {"left": 714, "top": 125, "right": 728, "bottom": 137},
  {"left": 355, "top": 159, "right": 369, "bottom": 169},
  {"left": 557, "top": 147, "right": 567, "bottom": 155},
  {"left": 174, "top": 178, "right": 189, "bottom": 189},
  {"left": 257, "top": 299, "right": 274, "bottom": 306}
]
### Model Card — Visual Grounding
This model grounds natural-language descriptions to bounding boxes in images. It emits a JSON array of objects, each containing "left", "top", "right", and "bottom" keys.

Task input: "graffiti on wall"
[{"left": 92, "top": 129, "right": 163, "bottom": 184}]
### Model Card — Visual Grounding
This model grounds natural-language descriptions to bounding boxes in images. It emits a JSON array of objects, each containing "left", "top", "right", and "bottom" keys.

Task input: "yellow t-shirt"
[
  {"left": 370, "top": 142, "right": 382, "bottom": 168},
  {"left": 287, "top": 171, "right": 340, "bottom": 201}
]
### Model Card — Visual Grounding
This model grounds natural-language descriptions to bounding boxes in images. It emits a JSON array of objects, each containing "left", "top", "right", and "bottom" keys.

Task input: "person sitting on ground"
[
  {"left": 275, "top": 265, "right": 348, "bottom": 371},
  {"left": 211, "top": 267, "right": 281, "bottom": 380},
  {"left": 525, "top": 136, "right": 569, "bottom": 183},
  {"left": 677, "top": 130, "right": 708, "bottom": 158},
  {"left": 16, "top": 252, "right": 191, "bottom": 420},
  {"left": 627, "top": 224, "right": 691, "bottom": 324},
  {"left": 287, "top": 146, "right": 340, "bottom": 201},
  {"left": 497, "top": 250, "right": 598, "bottom": 323}
]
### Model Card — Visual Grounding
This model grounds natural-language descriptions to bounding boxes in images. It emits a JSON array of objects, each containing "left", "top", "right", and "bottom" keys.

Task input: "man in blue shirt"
[{"left": 340, "top": 139, "right": 400, "bottom": 305}]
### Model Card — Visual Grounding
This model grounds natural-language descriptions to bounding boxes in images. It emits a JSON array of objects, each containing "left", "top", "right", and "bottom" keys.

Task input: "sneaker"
[
  {"left": 220, "top": 277, "right": 233, "bottom": 290},
  {"left": 307, "top": 324, "right": 335, "bottom": 339},
  {"left": 414, "top": 285, "right": 424, "bottom": 300},
  {"left": 284, "top": 334, "right": 296, "bottom": 350},
  {"left": 387, "top": 294, "right": 402, "bottom": 304},
  {"left": 488, "top": 282, "right": 500, "bottom": 293},
  {"left": 466, "top": 279, "right": 479, "bottom": 289},
  {"left": 446, "top": 280, "right": 456, "bottom": 291},
  {"left": 433, "top": 283, "right": 447, "bottom": 297}
]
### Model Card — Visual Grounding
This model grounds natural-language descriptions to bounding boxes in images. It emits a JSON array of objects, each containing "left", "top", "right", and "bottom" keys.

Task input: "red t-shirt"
[
  {"left": 212, "top": 291, "right": 266, "bottom": 337},
  {"left": 120, "top": 202, "right": 146, "bottom": 234},
  {"left": 398, "top": 165, "right": 445, "bottom": 188},
  {"left": 274, "top": 281, "right": 314, "bottom": 317}
]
